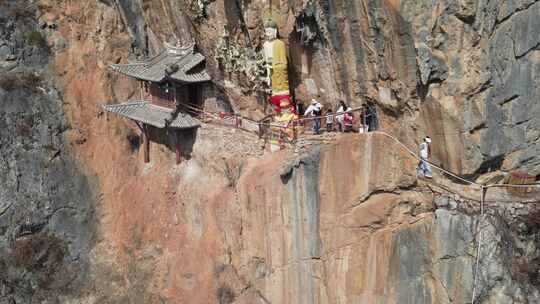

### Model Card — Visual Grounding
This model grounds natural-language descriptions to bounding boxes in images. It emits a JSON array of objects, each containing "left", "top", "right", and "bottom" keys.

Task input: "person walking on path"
[
  {"left": 325, "top": 109, "right": 334, "bottom": 132},
  {"left": 365, "top": 103, "right": 378, "bottom": 131},
  {"left": 336, "top": 100, "right": 350, "bottom": 132},
  {"left": 343, "top": 110, "right": 354, "bottom": 132},
  {"left": 418, "top": 136, "right": 433, "bottom": 178},
  {"left": 304, "top": 99, "right": 323, "bottom": 134},
  {"left": 296, "top": 102, "right": 304, "bottom": 118}
]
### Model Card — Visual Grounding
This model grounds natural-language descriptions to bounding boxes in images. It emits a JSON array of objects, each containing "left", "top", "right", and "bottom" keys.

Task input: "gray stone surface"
[
  {"left": 0, "top": 3, "right": 97, "bottom": 303},
  {"left": 434, "top": 209, "right": 475, "bottom": 304},
  {"left": 483, "top": 1, "right": 540, "bottom": 171},
  {"left": 285, "top": 148, "right": 322, "bottom": 304},
  {"left": 389, "top": 205, "right": 540, "bottom": 304},
  {"left": 389, "top": 222, "right": 433, "bottom": 304},
  {"left": 398, "top": 0, "right": 540, "bottom": 175}
]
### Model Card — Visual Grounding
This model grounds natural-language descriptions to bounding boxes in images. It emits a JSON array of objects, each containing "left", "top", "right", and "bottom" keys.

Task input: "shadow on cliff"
[
  {"left": 148, "top": 126, "right": 197, "bottom": 160},
  {"left": 502, "top": 209, "right": 540, "bottom": 289}
]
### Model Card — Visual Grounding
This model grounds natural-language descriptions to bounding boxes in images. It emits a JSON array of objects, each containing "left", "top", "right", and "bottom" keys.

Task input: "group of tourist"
[
  {"left": 300, "top": 99, "right": 377, "bottom": 135},
  {"left": 294, "top": 99, "right": 433, "bottom": 180}
]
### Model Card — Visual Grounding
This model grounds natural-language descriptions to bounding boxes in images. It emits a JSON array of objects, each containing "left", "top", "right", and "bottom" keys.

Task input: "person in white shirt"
[
  {"left": 418, "top": 136, "right": 433, "bottom": 178},
  {"left": 304, "top": 99, "right": 323, "bottom": 134}
]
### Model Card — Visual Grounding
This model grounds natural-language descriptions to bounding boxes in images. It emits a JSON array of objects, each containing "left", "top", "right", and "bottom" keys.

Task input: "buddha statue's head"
[{"left": 264, "top": 19, "right": 278, "bottom": 40}]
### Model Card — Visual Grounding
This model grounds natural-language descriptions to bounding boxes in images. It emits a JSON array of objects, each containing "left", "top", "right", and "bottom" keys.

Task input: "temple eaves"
[
  {"left": 109, "top": 42, "right": 211, "bottom": 83},
  {"left": 102, "top": 101, "right": 201, "bottom": 129}
]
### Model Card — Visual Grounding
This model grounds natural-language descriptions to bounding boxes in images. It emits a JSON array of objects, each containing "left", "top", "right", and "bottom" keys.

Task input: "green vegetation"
[{"left": 24, "top": 30, "right": 47, "bottom": 48}]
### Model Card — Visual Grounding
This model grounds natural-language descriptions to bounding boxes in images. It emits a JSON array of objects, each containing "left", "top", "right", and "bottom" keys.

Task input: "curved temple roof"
[
  {"left": 109, "top": 42, "right": 211, "bottom": 83},
  {"left": 102, "top": 101, "right": 201, "bottom": 129}
]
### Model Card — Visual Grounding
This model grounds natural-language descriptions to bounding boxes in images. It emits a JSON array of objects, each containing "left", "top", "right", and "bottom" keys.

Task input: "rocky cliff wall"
[
  {"left": 101, "top": 0, "right": 540, "bottom": 176},
  {"left": 1, "top": 0, "right": 540, "bottom": 303},
  {"left": 0, "top": 2, "right": 97, "bottom": 302},
  {"left": 397, "top": 0, "right": 540, "bottom": 176},
  {"left": 230, "top": 134, "right": 540, "bottom": 303}
]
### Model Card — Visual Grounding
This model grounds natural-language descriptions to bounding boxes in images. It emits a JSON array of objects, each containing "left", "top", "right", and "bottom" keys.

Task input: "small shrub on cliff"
[
  {"left": 0, "top": 72, "right": 43, "bottom": 92},
  {"left": 220, "top": 159, "right": 244, "bottom": 188},
  {"left": 509, "top": 209, "right": 540, "bottom": 287},
  {"left": 12, "top": 233, "right": 67, "bottom": 288},
  {"left": 512, "top": 256, "right": 540, "bottom": 287},
  {"left": 216, "top": 286, "right": 235, "bottom": 304},
  {"left": 24, "top": 30, "right": 47, "bottom": 48}
]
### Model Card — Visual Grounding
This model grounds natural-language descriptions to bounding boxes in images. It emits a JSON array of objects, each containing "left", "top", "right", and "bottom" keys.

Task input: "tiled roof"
[
  {"left": 102, "top": 101, "right": 201, "bottom": 129},
  {"left": 109, "top": 42, "right": 211, "bottom": 83}
]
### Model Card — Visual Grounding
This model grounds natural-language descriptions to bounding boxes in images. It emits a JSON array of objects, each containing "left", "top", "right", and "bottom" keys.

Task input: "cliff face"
[
  {"left": 0, "top": 2, "right": 96, "bottom": 302},
  {"left": 47, "top": 0, "right": 540, "bottom": 175},
  {"left": 1, "top": 0, "right": 540, "bottom": 303},
  {"left": 398, "top": 0, "right": 540, "bottom": 176},
  {"left": 222, "top": 135, "right": 540, "bottom": 303}
]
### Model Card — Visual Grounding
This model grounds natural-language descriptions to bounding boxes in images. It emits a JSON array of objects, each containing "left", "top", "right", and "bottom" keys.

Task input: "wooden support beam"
[
  {"left": 134, "top": 120, "right": 143, "bottom": 133},
  {"left": 175, "top": 131, "right": 182, "bottom": 165},
  {"left": 258, "top": 123, "right": 266, "bottom": 139},
  {"left": 143, "top": 123, "right": 150, "bottom": 163}
]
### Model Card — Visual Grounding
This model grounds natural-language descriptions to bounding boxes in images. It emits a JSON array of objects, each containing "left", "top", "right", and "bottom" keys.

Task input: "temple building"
[{"left": 103, "top": 41, "right": 210, "bottom": 164}]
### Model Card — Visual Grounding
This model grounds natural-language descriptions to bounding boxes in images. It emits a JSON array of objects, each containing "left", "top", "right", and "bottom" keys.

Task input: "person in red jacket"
[{"left": 343, "top": 111, "right": 354, "bottom": 132}]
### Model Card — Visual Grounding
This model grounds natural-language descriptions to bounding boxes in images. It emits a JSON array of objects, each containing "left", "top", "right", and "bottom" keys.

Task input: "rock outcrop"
[
  {"left": 398, "top": 0, "right": 540, "bottom": 176},
  {"left": 1, "top": 0, "right": 539, "bottom": 303},
  {"left": 0, "top": 2, "right": 96, "bottom": 303}
]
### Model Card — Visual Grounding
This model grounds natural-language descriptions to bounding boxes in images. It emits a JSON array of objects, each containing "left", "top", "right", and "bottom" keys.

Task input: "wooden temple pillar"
[
  {"left": 175, "top": 131, "right": 182, "bottom": 164},
  {"left": 143, "top": 123, "right": 150, "bottom": 163}
]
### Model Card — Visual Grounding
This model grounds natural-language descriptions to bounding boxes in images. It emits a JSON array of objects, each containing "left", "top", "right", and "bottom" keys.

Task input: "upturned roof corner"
[
  {"left": 102, "top": 102, "right": 201, "bottom": 129},
  {"left": 109, "top": 42, "right": 211, "bottom": 83}
]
